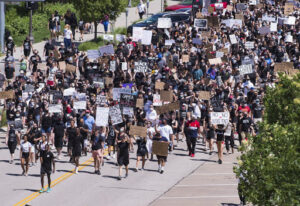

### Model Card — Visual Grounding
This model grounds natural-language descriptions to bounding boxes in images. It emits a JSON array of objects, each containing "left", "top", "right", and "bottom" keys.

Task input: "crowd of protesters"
[{"left": 2, "top": 1, "right": 300, "bottom": 203}]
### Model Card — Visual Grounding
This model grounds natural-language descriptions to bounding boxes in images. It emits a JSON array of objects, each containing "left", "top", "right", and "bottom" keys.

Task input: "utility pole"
[
  {"left": 29, "top": 8, "right": 33, "bottom": 42},
  {"left": 147, "top": 0, "right": 149, "bottom": 17},
  {"left": 0, "top": 1, "right": 5, "bottom": 53},
  {"left": 125, "top": 8, "right": 129, "bottom": 29}
]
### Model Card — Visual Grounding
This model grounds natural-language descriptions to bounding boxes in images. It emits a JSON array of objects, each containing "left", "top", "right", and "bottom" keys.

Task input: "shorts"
[
  {"left": 55, "top": 136, "right": 63, "bottom": 148},
  {"left": 41, "top": 167, "right": 51, "bottom": 175},
  {"left": 8, "top": 141, "right": 17, "bottom": 154},
  {"left": 22, "top": 152, "right": 30, "bottom": 159},
  {"left": 42, "top": 127, "right": 51, "bottom": 134},
  {"left": 217, "top": 136, "right": 224, "bottom": 142},
  {"left": 92, "top": 149, "right": 103, "bottom": 159},
  {"left": 117, "top": 154, "right": 129, "bottom": 166},
  {"left": 24, "top": 49, "right": 30, "bottom": 57},
  {"left": 156, "top": 155, "right": 167, "bottom": 161},
  {"left": 106, "top": 138, "right": 115, "bottom": 146}
]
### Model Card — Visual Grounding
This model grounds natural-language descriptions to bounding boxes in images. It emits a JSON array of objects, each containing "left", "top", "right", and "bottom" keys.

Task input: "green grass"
[
  {"left": 112, "top": 27, "right": 127, "bottom": 35},
  {"left": 78, "top": 37, "right": 106, "bottom": 51}
]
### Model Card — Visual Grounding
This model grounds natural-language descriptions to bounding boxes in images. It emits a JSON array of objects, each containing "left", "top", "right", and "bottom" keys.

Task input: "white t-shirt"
[
  {"left": 146, "top": 110, "right": 157, "bottom": 123},
  {"left": 157, "top": 124, "right": 173, "bottom": 141},
  {"left": 64, "top": 29, "right": 72, "bottom": 39},
  {"left": 21, "top": 141, "right": 32, "bottom": 153},
  {"left": 138, "top": 3, "right": 146, "bottom": 13}
]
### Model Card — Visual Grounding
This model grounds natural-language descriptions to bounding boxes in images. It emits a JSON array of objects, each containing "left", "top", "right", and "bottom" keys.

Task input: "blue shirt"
[{"left": 84, "top": 115, "right": 95, "bottom": 131}]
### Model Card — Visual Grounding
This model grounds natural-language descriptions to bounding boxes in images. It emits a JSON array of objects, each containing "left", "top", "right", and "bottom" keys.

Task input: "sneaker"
[
  {"left": 106, "top": 156, "right": 111, "bottom": 160},
  {"left": 218, "top": 159, "right": 222, "bottom": 164},
  {"left": 9, "top": 160, "right": 12, "bottom": 164},
  {"left": 94, "top": 170, "right": 97, "bottom": 174},
  {"left": 117, "top": 176, "right": 122, "bottom": 180},
  {"left": 97, "top": 170, "right": 101, "bottom": 175},
  {"left": 160, "top": 169, "right": 164, "bottom": 174},
  {"left": 209, "top": 151, "right": 212, "bottom": 155},
  {"left": 25, "top": 173, "right": 28, "bottom": 177},
  {"left": 188, "top": 152, "right": 191, "bottom": 156},
  {"left": 75, "top": 167, "right": 79, "bottom": 174},
  {"left": 158, "top": 168, "right": 161, "bottom": 173},
  {"left": 124, "top": 173, "right": 128, "bottom": 178},
  {"left": 191, "top": 154, "right": 195, "bottom": 157},
  {"left": 112, "top": 154, "right": 116, "bottom": 159},
  {"left": 39, "top": 188, "right": 45, "bottom": 193},
  {"left": 22, "top": 171, "right": 25, "bottom": 176},
  {"left": 135, "top": 168, "right": 138, "bottom": 172},
  {"left": 46, "top": 188, "right": 52, "bottom": 193}
]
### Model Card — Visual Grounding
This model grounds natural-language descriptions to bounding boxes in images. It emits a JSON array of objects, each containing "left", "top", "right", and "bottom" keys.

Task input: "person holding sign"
[
  {"left": 152, "top": 133, "right": 169, "bottom": 174},
  {"left": 116, "top": 128, "right": 130, "bottom": 180},
  {"left": 185, "top": 115, "right": 201, "bottom": 157}
]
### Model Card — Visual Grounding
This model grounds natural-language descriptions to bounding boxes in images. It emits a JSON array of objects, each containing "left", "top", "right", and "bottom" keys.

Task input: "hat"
[
  {"left": 8, "top": 36, "right": 13, "bottom": 40},
  {"left": 86, "top": 110, "right": 90, "bottom": 113}
]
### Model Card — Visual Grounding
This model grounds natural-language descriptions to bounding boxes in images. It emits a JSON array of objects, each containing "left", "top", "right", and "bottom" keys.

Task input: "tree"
[
  {"left": 234, "top": 74, "right": 300, "bottom": 206},
  {"left": 73, "top": 0, "right": 127, "bottom": 40}
]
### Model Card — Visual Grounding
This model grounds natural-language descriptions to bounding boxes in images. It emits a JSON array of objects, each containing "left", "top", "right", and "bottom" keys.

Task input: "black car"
[{"left": 127, "top": 12, "right": 190, "bottom": 35}]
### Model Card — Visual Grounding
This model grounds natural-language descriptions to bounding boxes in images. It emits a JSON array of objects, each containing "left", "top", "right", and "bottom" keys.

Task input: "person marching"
[
  {"left": 185, "top": 114, "right": 201, "bottom": 157},
  {"left": 116, "top": 127, "right": 130, "bottom": 180},
  {"left": 153, "top": 133, "right": 168, "bottom": 174},
  {"left": 135, "top": 134, "right": 147, "bottom": 171},
  {"left": 20, "top": 134, "right": 32, "bottom": 176},
  {"left": 106, "top": 123, "right": 116, "bottom": 160},
  {"left": 72, "top": 128, "right": 82, "bottom": 174},
  {"left": 40, "top": 144, "right": 55, "bottom": 193},
  {"left": 91, "top": 126, "right": 106, "bottom": 175},
  {"left": 5, "top": 123, "right": 19, "bottom": 164},
  {"left": 215, "top": 124, "right": 227, "bottom": 164}
]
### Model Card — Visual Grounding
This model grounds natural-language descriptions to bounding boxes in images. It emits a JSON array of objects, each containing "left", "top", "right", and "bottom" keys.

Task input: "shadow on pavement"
[
  {"left": 172, "top": 153, "right": 188, "bottom": 156},
  {"left": 28, "top": 174, "right": 40, "bottom": 177},
  {"left": 190, "top": 159, "right": 217, "bottom": 163},
  {"left": 13, "top": 188, "right": 38, "bottom": 192},
  {"left": 56, "top": 169, "right": 73, "bottom": 173},
  {"left": 0, "top": 159, "right": 9, "bottom": 163},
  {"left": 6, "top": 173, "right": 23, "bottom": 176},
  {"left": 79, "top": 170, "right": 94, "bottom": 174},
  {"left": 221, "top": 203, "right": 240, "bottom": 206},
  {"left": 102, "top": 175, "right": 119, "bottom": 180}
]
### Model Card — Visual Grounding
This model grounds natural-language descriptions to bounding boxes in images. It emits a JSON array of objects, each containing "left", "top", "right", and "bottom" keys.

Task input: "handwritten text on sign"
[{"left": 211, "top": 112, "right": 230, "bottom": 125}]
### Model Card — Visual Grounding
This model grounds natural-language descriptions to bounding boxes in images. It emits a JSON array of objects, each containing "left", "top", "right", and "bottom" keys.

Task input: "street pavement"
[{"left": 0, "top": 127, "right": 240, "bottom": 206}]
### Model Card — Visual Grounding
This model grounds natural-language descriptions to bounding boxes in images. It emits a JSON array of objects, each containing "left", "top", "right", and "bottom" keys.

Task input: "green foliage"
[
  {"left": 235, "top": 73, "right": 300, "bottom": 206},
  {"left": 113, "top": 27, "right": 127, "bottom": 35},
  {"left": 78, "top": 37, "right": 104, "bottom": 51},
  {"left": 1, "top": 109, "right": 7, "bottom": 127}
]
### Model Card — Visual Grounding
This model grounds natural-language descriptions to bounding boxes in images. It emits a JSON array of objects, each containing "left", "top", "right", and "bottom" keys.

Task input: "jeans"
[
  {"left": 103, "top": 21, "right": 109, "bottom": 33},
  {"left": 64, "top": 38, "right": 71, "bottom": 49},
  {"left": 186, "top": 136, "right": 197, "bottom": 155}
]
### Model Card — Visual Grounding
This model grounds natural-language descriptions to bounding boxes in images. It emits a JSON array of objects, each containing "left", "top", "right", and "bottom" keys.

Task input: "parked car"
[{"left": 127, "top": 12, "right": 190, "bottom": 34}]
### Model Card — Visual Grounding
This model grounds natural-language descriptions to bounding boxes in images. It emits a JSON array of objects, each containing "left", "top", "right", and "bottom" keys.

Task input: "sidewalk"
[
  {"left": 150, "top": 151, "right": 241, "bottom": 206},
  {"left": 0, "top": 0, "right": 178, "bottom": 64}
]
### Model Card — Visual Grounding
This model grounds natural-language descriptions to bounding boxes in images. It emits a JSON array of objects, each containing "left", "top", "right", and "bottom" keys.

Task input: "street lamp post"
[
  {"left": 0, "top": 2, "right": 5, "bottom": 53},
  {"left": 128, "top": 0, "right": 132, "bottom": 8},
  {"left": 125, "top": 8, "right": 129, "bottom": 29},
  {"left": 147, "top": 0, "right": 149, "bottom": 17}
]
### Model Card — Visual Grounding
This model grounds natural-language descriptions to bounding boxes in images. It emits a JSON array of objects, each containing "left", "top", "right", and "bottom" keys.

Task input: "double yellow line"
[{"left": 14, "top": 148, "right": 110, "bottom": 206}]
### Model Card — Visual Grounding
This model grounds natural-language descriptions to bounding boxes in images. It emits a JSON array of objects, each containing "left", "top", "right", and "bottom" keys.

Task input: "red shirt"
[{"left": 185, "top": 120, "right": 200, "bottom": 138}]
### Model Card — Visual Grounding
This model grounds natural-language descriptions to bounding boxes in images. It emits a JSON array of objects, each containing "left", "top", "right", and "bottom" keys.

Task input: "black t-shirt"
[
  {"left": 6, "top": 41, "right": 14, "bottom": 51},
  {"left": 241, "top": 117, "right": 252, "bottom": 132},
  {"left": 66, "top": 127, "right": 77, "bottom": 144},
  {"left": 253, "top": 104, "right": 263, "bottom": 118},
  {"left": 41, "top": 151, "right": 54, "bottom": 171},
  {"left": 44, "top": 43, "right": 55, "bottom": 57},
  {"left": 23, "top": 40, "right": 31, "bottom": 51},
  {"left": 53, "top": 122, "right": 65, "bottom": 137},
  {"left": 8, "top": 129, "right": 17, "bottom": 142},
  {"left": 5, "top": 66, "right": 14, "bottom": 79}
]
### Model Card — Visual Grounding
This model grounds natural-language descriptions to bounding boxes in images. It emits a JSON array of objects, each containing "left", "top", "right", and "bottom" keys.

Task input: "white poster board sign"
[
  {"left": 103, "top": 34, "right": 114, "bottom": 41},
  {"left": 153, "top": 94, "right": 162, "bottom": 106},
  {"left": 134, "top": 61, "right": 148, "bottom": 73},
  {"left": 229, "top": 34, "right": 238, "bottom": 44},
  {"left": 63, "top": 88, "right": 76, "bottom": 96},
  {"left": 96, "top": 107, "right": 109, "bottom": 126},
  {"left": 109, "top": 105, "right": 123, "bottom": 125},
  {"left": 132, "top": 27, "right": 144, "bottom": 42},
  {"left": 123, "top": 107, "right": 134, "bottom": 116},
  {"left": 284, "top": 16, "right": 296, "bottom": 25},
  {"left": 112, "top": 88, "right": 131, "bottom": 101},
  {"left": 211, "top": 112, "right": 230, "bottom": 125},
  {"left": 73, "top": 101, "right": 86, "bottom": 110},
  {"left": 245, "top": 41, "right": 254, "bottom": 49},
  {"left": 239, "top": 64, "right": 253, "bottom": 75},
  {"left": 116, "top": 34, "right": 126, "bottom": 42},
  {"left": 194, "top": 19, "right": 208, "bottom": 28},
  {"left": 165, "top": 39, "right": 175, "bottom": 46},
  {"left": 110, "top": 61, "right": 116, "bottom": 72},
  {"left": 141, "top": 30, "right": 153, "bottom": 45},
  {"left": 49, "top": 104, "right": 62, "bottom": 113},
  {"left": 122, "top": 62, "right": 127, "bottom": 71},
  {"left": 157, "top": 18, "right": 172, "bottom": 28},
  {"left": 270, "top": 22, "right": 277, "bottom": 32}
]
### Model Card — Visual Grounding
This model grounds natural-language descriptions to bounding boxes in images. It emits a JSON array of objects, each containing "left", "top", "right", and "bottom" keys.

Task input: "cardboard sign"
[
  {"left": 39, "top": 63, "right": 48, "bottom": 70},
  {"left": 141, "top": 30, "right": 152, "bottom": 45},
  {"left": 157, "top": 18, "right": 172, "bottom": 28},
  {"left": 109, "top": 105, "right": 123, "bottom": 125},
  {"left": 197, "top": 91, "right": 211, "bottom": 100},
  {"left": 284, "top": 3, "right": 294, "bottom": 15},
  {"left": 112, "top": 88, "right": 131, "bottom": 101},
  {"left": 152, "top": 141, "right": 169, "bottom": 156},
  {"left": 129, "top": 125, "right": 147, "bottom": 137},
  {"left": 245, "top": 41, "right": 255, "bottom": 49},
  {"left": 207, "top": 16, "right": 219, "bottom": 27},
  {"left": 136, "top": 98, "right": 144, "bottom": 108},
  {"left": 49, "top": 104, "right": 62, "bottom": 113},
  {"left": 153, "top": 94, "right": 162, "bottom": 106},
  {"left": 0, "top": 90, "right": 14, "bottom": 99},
  {"left": 134, "top": 61, "right": 148, "bottom": 73},
  {"left": 155, "top": 101, "right": 180, "bottom": 115},
  {"left": 160, "top": 90, "right": 173, "bottom": 102},
  {"left": 229, "top": 34, "right": 238, "bottom": 44},
  {"left": 208, "top": 58, "right": 222, "bottom": 65},
  {"left": 274, "top": 62, "right": 294, "bottom": 73},
  {"left": 104, "top": 77, "right": 113, "bottom": 86},
  {"left": 235, "top": 14, "right": 243, "bottom": 20},
  {"left": 239, "top": 64, "right": 253, "bottom": 75},
  {"left": 66, "top": 64, "right": 76, "bottom": 73},
  {"left": 182, "top": 55, "right": 189, "bottom": 63},
  {"left": 87, "top": 50, "right": 100, "bottom": 60},
  {"left": 96, "top": 107, "right": 109, "bottom": 127},
  {"left": 155, "top": 82, "right": 165, "bottom": 90},
  {"left": 99, "top": 45, "right": 114, "bottom": 56},
  {"left": 73, "top": 101, "right": 86, "bottom": 110},
  {"left": 59, "top": 61, "right": 66, "bottom": 72},
  {"left": 196, "top": 12, "right": 203, "bottom": 18},
  {"left": 194, "top": 19, "right": 207, "bottom": 29},
  {"left": 120, "top": 94, "right": 135, "bottom": 107},
  {"left": 210, "top": 112, "right": 230, "bottom": 125},
  {"left": 110, "top": 61, "right": 116, "bottom": 72},
  {"left": 208, "top": 6, "right": 214, "bottom": 14}
]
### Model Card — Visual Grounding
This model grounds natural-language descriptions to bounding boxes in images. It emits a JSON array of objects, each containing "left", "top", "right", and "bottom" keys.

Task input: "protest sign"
[
  {"left": 73, "top": 101, "right": 86, "bottom": 110},
  {"left": 235, "top": 14, "right": 243, "bottom": 20},
  {"left": 270, "top": 22, "right": 277, "bottom": 32},
  {"left": 0, "top": 90, "right": 14, "bottom": 99},
  {"left": 284, "top": 3, "right": 294, "bottom": 15},
  {"left": 63, "top": 87, "right": 76, "bottom": 96},
  {"left": 197, "top": 91, "right": 211, "bottom": 100},
  {"left": 49, "top": 104, "right": 62, "bottom": 113},
  {"left": 132, "top": 27, "right": 144, "bottom": 42},
  {"left": 152, "top": 141, "right": 169, "bottom": 156},
  {"left": 284, "top": 16, "right": 296, "bottom": 25},
  {"left": 221, "top": 19, "right": 242, "bottom": 28},
  {"left": 208, "top": 6, "right": 214, "bottom": 14},
  {"left": 54, "top": 50, "right": 60, "bottom": 60},
  {"left": 239, "top": 64, "right": 253, "bottom": 75},
  {"left": 110, "top": 61, "right": 116, "bottom": 72},
  {"left": 226, "top": 5, "right": 233, "bottom": 11},
  {"left": 121, "top": 62, "right": 127, "bottom": 71},
  {"left": 245, "top": 41, "right": 255, "bottom": 49},
  {"left": 136, "top": 98, "right": 144, "bottom": 108},
  {"left": 103, "top": 34, "right": 114, "bottom": 41},
  {"left": 229, "top": 34, "right": 238, "bottom": 44},
  {"left": 153, "top": 94, "right": 162, "bottom": 106},
  {"left": 24, "top": 84, "right": 35, "bottom": 93},
  {"left": 207, "top": 16, "right": 219, "bottom": 27},
  {"left": 210, "top": 112, "right": 230, "bottom": 125},
  {"left": 109, "top": 105, "right": 123, "bottom": 125},
  {"left": 160, "top": 91, "right": 173, "bottom": 102},
  {"left": 96, "top": 107, "right": 109, "bottom": 127},
  {"left": 155, "top": 101, "right": 180, "bottom": 115},
  {"left": 22, "top": 92, "right": 29, "bottom": 102},
  {"left": 259, "top": 27, "right": 271, "bottom": 35},
  {"left": 141, "top": 30, "right": 152, "bottom": 45},
  {"left": 182, "top": 55, "right": 189, "bottom": 63},
  {"left": 155, "top": 82, "right": 165, "bottom": 90},
  {"left": 208, "top": 58, "right": 222, "bottom": 65},
  {"left": 39, "top": 63, "right": 47, "bottom": 70},
  {"left": 236, "top": 3, "right": 247, "bottom": 11},
  {"left": 123, "top": 107, "right": 134, "bottom": 116},
  {"left": 99, "top": 45, "right": 114, "bottom": 56},
  {"left": 196, "top": 12, "right": 203, "bottom": 18},
  {"left": 274, "top": 62, "right": 294, "bottom": 73},
  {"left": 120, "top": 94, "right": 135, "bottom": 108},
  {"left": 116, "top": 34, "right": 126, "bottom": 42},
  {"left": 242, "top": 56, "right": 255, "bottom": 66},
  {"left": 66, "top": 64, "right": 76, "bottom": 73},
  {"left": 262, "top": 15, "right": 276, "bottom": 22},
  {"left": 192, "top": 38, "right": 202, "bottom": 45},
  {"left": 219, "top": 48, "right": 229, "bottom": 54},
  {"left": 129, "top": 125, "right": 147, "bottom": 137},
  {"left": 157, "top": 18, "right": 172, "bottom": 28},
  {"left": 122, "top": 83, "right": 133, "bottom": 89},
  {"left": 216, "top": 51, "right": 224, "bottom": 58},
  {"left": 112, "top": 88, "right": 131, "bottom": 101},
  {"left": 96, "top": 95, "right": 107, "bottom": 105},
  {"left": 249, "top": 0, "right": 257, "bottom": 5},
  {"left": 165, "top": 39, "right": 175, "bottom": 46},
  {"left": 76, "top": 93, "right": 86, "bottom": 101},
  {"left": 87, "top": 50, "right": 100, "bottom": 60},
  {"left": 134, "top": 61, "right": 148, "bottom": 73},
  {"left": 104, "top": 77, "right": 113, "bottom": 86},
  {"left": 194, "top": 19, "right": 207, "bottom": 28}
]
